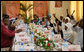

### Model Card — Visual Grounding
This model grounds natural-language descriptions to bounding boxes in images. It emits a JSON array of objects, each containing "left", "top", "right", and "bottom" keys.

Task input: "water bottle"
[
  {"left": 42, "top": 28, "right": 45, "bottom": 32},
  {"left": 52, "top": 31, "right": 54, "bottom": 36},
  {"left": 19, "top": 42, "right": 25, "bottom": 51},
  {"left": 20, "top": 20, "right": 22, "bottom": 24},
  {"left": 25, "top": 29, "right": 27, "bottom": 33},
  {"left": 24, "top": 24, "right": 27, "bottom": 28},
  {"left": 42, "top": 26, "right": 44, "bottom": 28},
  {"left": 52, "top": 31, "right": 55, "bottom": 42},
  {"left": 33, "top": 22, "right": 34, "bottom": 24},
  {"left": 39, "top": 23, "right": 41, "bottom": 26},
  {"left": 24, "top": 24, "right": 28, "bottom": 32},
  {"left": 27, "top": 27, "right": 30, "bottom": 35},
  {"left": 63, "top": 39, "right": 68, "bottom": 51},
  {"left": 31, "top": 32, "right": 34, "bottom": 44}
]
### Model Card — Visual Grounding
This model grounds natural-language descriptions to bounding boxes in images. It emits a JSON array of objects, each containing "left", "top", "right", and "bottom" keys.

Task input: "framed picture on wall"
[{"left": 55, "top": 1, "right": 62, "bottom": 8}]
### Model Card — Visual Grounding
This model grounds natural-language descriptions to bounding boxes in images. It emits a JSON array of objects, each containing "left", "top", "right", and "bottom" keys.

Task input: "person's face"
[
  {"left": 34, "top": 16, "right": 37, "bottom": 20},
  {"left": 41, "top": 22, "right": 44, "bottom": 25},
  {"left": 18, "top": 15, "right": 21, "bottom": 18},
  {"left": 78, "top": 20, "right": 83, "bottom": 27},
  {"left": 47, "top": 16, "right": 50, "bottom": 19},
  {"left": 60, "top": 16, "right": 63, "bottom": 21},
  {"left": 3, "top": 18, "right": 10, "bottom": 26},
  {"left": 53, "top": 14, "right": 56, "bottom": 16},
  {"left": 57, "top": 21, "right": 59, "bottom": 24},
  {"left": 44, "top": 18, "right": 47, "bottom": 21},
  {"left": 65, "top": 19, "right": 68, "bottom": 23},
  {"left": 63, "top": 18, "right": 65, "bottom": 22}
]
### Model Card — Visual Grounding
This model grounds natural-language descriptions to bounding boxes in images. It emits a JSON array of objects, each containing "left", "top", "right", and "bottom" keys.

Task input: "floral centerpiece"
[
  {"left": 28, "top": 23, "right": 55, "bottom": 50},
  {"left": 34, "top": 34, "right": 55, "bottom": 50},
  {"left": 20, "top": 3, "right": 33, "bottom": 24}
]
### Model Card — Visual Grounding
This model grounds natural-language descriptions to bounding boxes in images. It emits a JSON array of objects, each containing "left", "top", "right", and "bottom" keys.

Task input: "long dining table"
[{"left": 11, "top": 23, "right": 81, "bottom": 51}]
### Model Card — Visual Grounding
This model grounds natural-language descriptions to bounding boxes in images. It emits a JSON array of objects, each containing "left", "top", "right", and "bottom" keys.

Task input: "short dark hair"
[
  {"left": 3, "top": 14, "right": 9, "bottom": 21},
  {"left": 40, "top": 21, "right": 42, "bottom": 24},
  {"left": 34, "top": 14, "right": 39, "bottom": 18},
  {"left": 42, "top": 17, "right": 45, "bottom": 21}
]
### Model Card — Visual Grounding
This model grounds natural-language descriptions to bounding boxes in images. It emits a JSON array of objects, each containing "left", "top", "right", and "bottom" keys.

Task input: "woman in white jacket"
[
  {"left": 73, "top": 19, "right": 83, "bottom": 49},
  {"left": 63, "top": 17, "right": 73, "bottom": 40}
]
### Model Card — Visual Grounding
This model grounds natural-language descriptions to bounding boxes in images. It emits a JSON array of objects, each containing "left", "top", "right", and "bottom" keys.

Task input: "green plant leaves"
[
  {"left": 34, "top": 35, "right": 55, "bottom": 50},
  {"left": 20, "top": 3, "right": 33, "bottom": 24}
]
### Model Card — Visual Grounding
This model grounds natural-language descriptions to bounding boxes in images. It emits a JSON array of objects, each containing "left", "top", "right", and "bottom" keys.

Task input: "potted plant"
[{"left": 20, "top": 3, "right": 33, "bottom": 24}]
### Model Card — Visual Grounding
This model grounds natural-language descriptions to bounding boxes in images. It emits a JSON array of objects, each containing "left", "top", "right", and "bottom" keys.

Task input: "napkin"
[{"left": 68, "top": 45, "right": 81, "bottom": 51}]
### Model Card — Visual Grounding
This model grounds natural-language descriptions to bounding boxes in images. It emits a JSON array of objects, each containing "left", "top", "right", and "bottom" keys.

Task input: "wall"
[
  {"left": 1, "top": 1, "right": 20, "bottom": 19},
  {"left": 5, "top": 1, "right": 20, "bottom": 18},
  {"left": 33, "top": 1, "right": 47, "bottom": 18},
  {"left": 47, "top": 1, "right": 70, "bottom": 23}
]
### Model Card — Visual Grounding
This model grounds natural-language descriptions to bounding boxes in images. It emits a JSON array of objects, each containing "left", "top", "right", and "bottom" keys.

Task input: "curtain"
[{"left": 70, "top": 1, "right": 83, "bottom": 21}]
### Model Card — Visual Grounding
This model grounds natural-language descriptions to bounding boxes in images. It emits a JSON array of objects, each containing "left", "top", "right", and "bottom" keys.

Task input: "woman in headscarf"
[
  {"left": 63, "top": 23, "right": 73, "bottom": 40},
  {"left": 32, "top": 14, "right": 40, "bottom": 25},
  {"left": 65, "top": 17, "right": 71, "bottom": 24},
  {"left": 46, "top": 13, "right": 53, "bottom": 27},
  {"left": 63, "top": 17, "right": 73, "bottom": 40}
]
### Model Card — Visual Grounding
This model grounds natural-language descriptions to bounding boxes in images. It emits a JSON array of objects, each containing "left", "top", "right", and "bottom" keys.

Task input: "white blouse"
[{"left": 63, "top": 23, "right": 73, "bottom": 40}]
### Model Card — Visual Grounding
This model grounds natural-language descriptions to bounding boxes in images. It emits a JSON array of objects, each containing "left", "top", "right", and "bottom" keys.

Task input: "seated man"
[{"left": 1, "top": 14, "right": 22, "bottom": 51}]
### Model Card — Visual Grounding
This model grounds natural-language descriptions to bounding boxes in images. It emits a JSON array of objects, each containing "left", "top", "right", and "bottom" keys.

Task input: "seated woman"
[
  {"left": 32, "top": 14, "right": 40, "bottom": 25},
  {"left": 63, "top": 23, "right": 73, "bottom": 40},
  {"left": 15, "top": 14, "right": 24, "bottom": 25},
  {"left": 1, "top": 14, "right": 22, "bottom": 51},
  {"left": 41, "top": 17, "right": 48, "bottom": 27},
  {"left": 40, "top": 21, "right": 45, "bottom": 26},
  {"left": 8, "top": 21, "right": 16, "bottom": 31},
  {"left": 62, "top": 17, "right": 72, "bottom": 38},
  {"left": 53, "top": 21, "right": 60, "bottom": 34},
  {"left": 1, "top": 14, "right": 16, "bottom": 48},
  {"left": 46, "top": 13, "right": 53, "bottom": 27},
  {"left": 73, "top": 19, "right": 83, "bottom": 49}
]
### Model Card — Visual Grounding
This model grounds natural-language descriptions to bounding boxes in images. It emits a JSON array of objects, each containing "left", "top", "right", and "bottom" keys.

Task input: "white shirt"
[
  {"left": 63, "top": 23, "right": 73, "bottom": 40},
  {"left": 53, "top": 24, "right": 58, "bottom": 33},
  {"left": 73, "top": 26, "right": 83, "bottom": 48},
  {"left": 62, "top": 22, "right": 65, "bottom": 31}
]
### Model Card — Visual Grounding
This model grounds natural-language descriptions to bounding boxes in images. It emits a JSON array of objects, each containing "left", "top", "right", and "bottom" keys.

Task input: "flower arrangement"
[
  {"left": 20, "top": 3, "right": 33, "bottom": 24},
  {"left": 34, "top": 34, "right": 55, "bottom": 50},
  {"left": 28, "top": 23, "right": 55, "bottom": 50}
]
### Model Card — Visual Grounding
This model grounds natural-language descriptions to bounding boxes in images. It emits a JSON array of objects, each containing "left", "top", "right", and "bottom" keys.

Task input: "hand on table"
[{"left": 16, "top": 29, "right": 22, "bottom": 33}]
